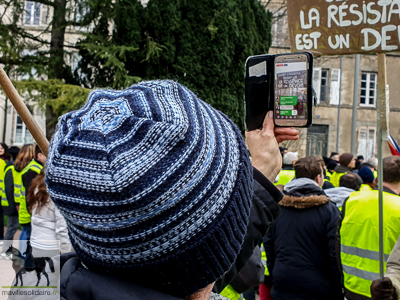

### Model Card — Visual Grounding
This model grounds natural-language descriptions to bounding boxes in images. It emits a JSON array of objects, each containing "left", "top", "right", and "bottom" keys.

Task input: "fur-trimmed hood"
[
  {"left": 279, "top": 194, "right": 330, "bottom": 209},
  {"left": 280, "top": 178, "right": 330, "bottom": 209}
]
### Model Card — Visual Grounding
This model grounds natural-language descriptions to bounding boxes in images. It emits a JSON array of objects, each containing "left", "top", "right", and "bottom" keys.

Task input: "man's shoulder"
[{"left": 60, "top": 253, "right": 184, "bottom": 300}]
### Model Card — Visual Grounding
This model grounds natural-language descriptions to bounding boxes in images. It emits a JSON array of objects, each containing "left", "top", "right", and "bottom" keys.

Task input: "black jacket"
[
  {"left": 60, "top": 167, "right": 283, "bottom": 299},
  {"left": 265, "top": 179, "right": 342, "bottom": 300},
  {"left": 3, "top": 163, "right": 17, "bottom": 216},
  {"left": 213, "top": 168, "right": 282, "bottom": 292},
  {"left": 60, "top": 254, "right": 183, "bottom": 300}
]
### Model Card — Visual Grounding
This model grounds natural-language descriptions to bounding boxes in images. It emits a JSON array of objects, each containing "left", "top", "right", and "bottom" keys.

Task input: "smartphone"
[
  {"left": 244, "top": 52, "right": 313, "bottom": 131},
  {"left": 274, "top": 54, "right": 310, "bottom": 127},
  {"left": 244, "top": 55, "right": 274, "bottom": 131}
]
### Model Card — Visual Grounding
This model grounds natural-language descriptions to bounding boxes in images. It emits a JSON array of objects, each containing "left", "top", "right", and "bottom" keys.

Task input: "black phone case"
[{"left": 245, "top": 52, "right": 314, "bottom": 131}]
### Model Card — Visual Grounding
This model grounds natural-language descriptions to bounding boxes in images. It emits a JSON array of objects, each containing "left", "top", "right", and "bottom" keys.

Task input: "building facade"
[
  {"left": 0, "top": 1, "right": 85, "bottom": 146},
  {"left": 266, "top": 0, "right": 400, "bottom": 159}
]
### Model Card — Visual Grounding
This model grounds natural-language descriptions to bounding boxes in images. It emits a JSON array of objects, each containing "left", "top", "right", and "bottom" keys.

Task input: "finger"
[
  {"left": 276, "top": 135, "right": 299, "bottom": 144},
  {"left": 274, "top": 127, "right": 299, "bottom": 136},
  {"left": 262, "top": 111, "right": 274, "bottom": 135}
]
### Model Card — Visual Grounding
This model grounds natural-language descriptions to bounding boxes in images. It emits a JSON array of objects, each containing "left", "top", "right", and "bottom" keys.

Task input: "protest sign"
[{"left": 287, "top": 0, "right": 400, "bottom": 55}]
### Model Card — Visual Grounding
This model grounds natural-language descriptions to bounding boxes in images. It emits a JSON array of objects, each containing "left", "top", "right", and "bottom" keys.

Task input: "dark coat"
[
  {"left": 213, "top": 167, "right": 282, "bottom": 292},
  {"left": 265, "top": 180, "right": 342, "bottom": 300},
  {"left": 3, "top": 163, "right": 17, "bottom": 216},
  {"left": 60, "top": 253, "right": 183, "bottom": 300},
  {"left": 59, "top": 167, "right": 283, "bottom": 299}
]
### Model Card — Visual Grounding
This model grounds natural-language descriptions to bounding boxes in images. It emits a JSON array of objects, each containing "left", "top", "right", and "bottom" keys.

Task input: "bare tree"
[{"left": 260, "top": 0, "right": 287, "bottom": 24}]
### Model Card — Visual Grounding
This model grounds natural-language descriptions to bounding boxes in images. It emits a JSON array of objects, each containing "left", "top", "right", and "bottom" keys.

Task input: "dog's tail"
[{"left": 44, "top": 257, "right": 55, "bottom": 273}]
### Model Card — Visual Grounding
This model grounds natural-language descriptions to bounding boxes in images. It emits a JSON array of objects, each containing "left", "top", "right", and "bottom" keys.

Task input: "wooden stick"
[
  {"left": 377, "top": 52, "right": 388, "bottom": 281},
  {"left": 0, "top": 66, "right": 49, "bottom": 156}
]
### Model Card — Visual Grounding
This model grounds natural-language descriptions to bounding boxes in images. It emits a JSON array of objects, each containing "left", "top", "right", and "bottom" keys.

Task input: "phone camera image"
[{"left": 274, "top": 55, "right": 308, "bottom": 126}]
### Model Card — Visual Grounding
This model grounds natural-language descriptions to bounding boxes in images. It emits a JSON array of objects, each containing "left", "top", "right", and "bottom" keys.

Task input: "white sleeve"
[{"left": 54, "top": 203, "right": 72, "bottom": 254}]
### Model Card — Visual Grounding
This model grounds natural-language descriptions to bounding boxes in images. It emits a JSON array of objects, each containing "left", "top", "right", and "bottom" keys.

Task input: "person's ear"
[
  {"left": 37, "top": 153, "right": 47, "bottom": 164},
  {"left": 315, "top": 174, "right": 323, "bottom": 187}
]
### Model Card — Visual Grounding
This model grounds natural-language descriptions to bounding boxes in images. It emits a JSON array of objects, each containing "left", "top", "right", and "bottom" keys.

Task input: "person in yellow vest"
[
  {"left": 325, "top": 173, "right": 363, "bottom": 208},
  {"left": 358, "top": 166, "right": 377, "bottom": 191},
  {"left": 312, "top": 155, "right": 335, "bottom": 190},
  {"left": 338, "top": 156, "right": 400, "bottom": 300},
  {"left": 370, "top": 235, "right": 400, "bottom": 300},
  {"left": 366, "top": 157, "right": 379, "bottom": 179},
  {"left": 274, "top": 151, "right": 297, "bottom": 186},
  {"left": 0, "top": 143, "right": 11, "bottom": 246},
  {"left": 325, "top": 160, "right": 338, "bottom": 181},
  {"left": 0, "top": 146, "right": 20, "bottom": 258},
  {"left": 330, "top": 153, "right": 356, "bottom": 187},
  {"left": 14, "top": 145, "right": 45, "bottom": 248}
]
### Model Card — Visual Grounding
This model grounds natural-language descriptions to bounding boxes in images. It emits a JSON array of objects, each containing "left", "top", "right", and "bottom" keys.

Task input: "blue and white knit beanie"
[{"left": 45, "top": 80, "right": 253, "bottom": 297}]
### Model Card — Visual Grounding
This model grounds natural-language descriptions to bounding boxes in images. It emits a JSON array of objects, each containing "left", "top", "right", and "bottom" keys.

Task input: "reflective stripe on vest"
[
  {"left": 274, "top": 170, "right": 295, "bottom": 186},
  {"left": 15, "top": 160, "right": 43, "bottom": 224},
  {"left": 330, "top": 172, "right": 346, "bottom": 187},
  {"left": 340, "top": 190, "right": 400, "bottom": 298},
  {"left": 260, "top": 243, "right": 269, "bottom": 276},
  {"left": 220, "top": 284, "right": 242, "bottom": 300},
  {"left": 0, "top": 159, "right": 6, "bottom": 198},
  {"left": 1, "top": 165, "right": 14, "bottom": 207}
]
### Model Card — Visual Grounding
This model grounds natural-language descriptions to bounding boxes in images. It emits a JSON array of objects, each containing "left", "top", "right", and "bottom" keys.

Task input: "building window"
[
  {"left": 357, "top": 127, "right": 376, "bottom": 160},
  {"left": 24, "top": 1, "right": 41, "bottom": 25},
  {"left": 360, "top": 72, "right": 377, "bottom": 107},
  {"left": 14, "top": 111, "right": 34, "bottom": 145},
  {"left": 320, "top": 69, "right": 329, "bottom": 102}
]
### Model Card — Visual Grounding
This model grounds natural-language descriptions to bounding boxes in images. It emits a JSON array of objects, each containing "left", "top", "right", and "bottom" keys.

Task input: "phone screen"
[{"left": 274, "top": 57, "right": 308, "bottom": 126}]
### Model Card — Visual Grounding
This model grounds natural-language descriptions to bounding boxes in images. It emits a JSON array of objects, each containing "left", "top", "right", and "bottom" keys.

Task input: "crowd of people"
[
  {"left": 268, "top": 150, "right": 400, "bottom": 300},
  {"left": 0, "top": 143, "right": 71, "bottom": 259},
  {"left": 0, "top": 80, "right": 399, "bottom": 300}
]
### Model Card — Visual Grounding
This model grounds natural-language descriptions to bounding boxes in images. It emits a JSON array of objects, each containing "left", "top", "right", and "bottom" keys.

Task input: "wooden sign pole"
[
  {"left": 377, "top": 53, "right": 389, "bottom": 280},
  {"left": 0, "top": 66, "right": 49, "bottom": 156}
]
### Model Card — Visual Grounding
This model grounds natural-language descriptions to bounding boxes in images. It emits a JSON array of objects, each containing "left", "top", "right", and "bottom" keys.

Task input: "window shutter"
[
  {"left": 367, "top": 129, "right": 376, "bottom": 159},
  {"left": 357, "top": 128, "right": 367, "bottom": 158},
  {"left": 41, "top": 4, "right": 49, "bottom": 25},
  {"left": 329, "top": 68, "right": 340, "bottom": 105},
  {"left": 312, "top": 68, "right": 321, "bottom": 104}
]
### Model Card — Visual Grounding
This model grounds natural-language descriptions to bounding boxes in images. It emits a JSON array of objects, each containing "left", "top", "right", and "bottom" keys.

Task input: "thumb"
[
  {"left": 382, "top": 277, "right": 394, "bottom": 289},
  {"left": 262, "top": 111, "right": 275, "bottom": 135}
]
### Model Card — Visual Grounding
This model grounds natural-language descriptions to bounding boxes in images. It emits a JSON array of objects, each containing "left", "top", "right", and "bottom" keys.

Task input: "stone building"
[
  {"left": 0, "top": 1, "right": 89, "bottom": 146},
  {"left": 265, "top": 0, "right": 400, "bottom": 159}
]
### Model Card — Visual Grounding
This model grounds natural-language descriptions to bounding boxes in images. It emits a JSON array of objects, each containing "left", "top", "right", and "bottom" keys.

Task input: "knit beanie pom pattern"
[{"left": 45, "top": 80, "right": 253, "bottom": 297}]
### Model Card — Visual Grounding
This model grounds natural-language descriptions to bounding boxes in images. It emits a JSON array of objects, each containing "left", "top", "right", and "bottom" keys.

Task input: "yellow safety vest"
[
  {"left": 14, "top": 160, "right": 43, "bottom": 225},
  {"left": 360, "top": 184, "right": 372, "bottom": 191},
  {"left": 325, "top": 171, "right": 332, "bottom": 180},
  {"left": 274, "top": 170, "right": 295, "bottom": 186},
  {"left": 340, "top": 189, "right": 400, "bottom": 298},
  {"left": 1, "top": 165, "right": 14, "bottom": 207},
  {"left": 220, "top": 284, "right": 243, "bottom": 300},
  {"left": 0, "top": 159, "right": 6, "bottom": 205},
  {"left": 374, "top": 171, "right": 378, "bottom": 178},
  {"left": 330, "top": 171, "right": 346, "bottom": 188}
]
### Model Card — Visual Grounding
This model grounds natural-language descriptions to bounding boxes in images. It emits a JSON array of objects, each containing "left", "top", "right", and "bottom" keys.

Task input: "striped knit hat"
[{"left": 45, "top": 80, "right": 253, "bottom": 297}]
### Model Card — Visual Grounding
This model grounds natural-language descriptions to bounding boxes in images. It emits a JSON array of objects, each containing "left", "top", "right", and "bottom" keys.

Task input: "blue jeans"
[
  {"left": 19, "top": 223, "right": 32, "bottom": 255},
  {"left": 1, "top": 215, "right": 19, "bottom": 254}
]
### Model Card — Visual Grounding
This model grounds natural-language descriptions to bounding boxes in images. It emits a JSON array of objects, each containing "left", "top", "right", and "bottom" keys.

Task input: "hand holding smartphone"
[{"left": 245, "top": 52, "right": 314, "bottom": 130}]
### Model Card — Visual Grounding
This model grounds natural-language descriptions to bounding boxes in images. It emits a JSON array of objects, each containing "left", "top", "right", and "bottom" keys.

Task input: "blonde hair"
[{"left": 14, "top": 144, "right": 35, "bottom": 172}]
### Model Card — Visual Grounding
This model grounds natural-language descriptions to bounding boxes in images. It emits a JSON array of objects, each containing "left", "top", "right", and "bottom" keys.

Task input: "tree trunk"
[{"left": 47, "top": 0, "right": 67, "bottom": 140}]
